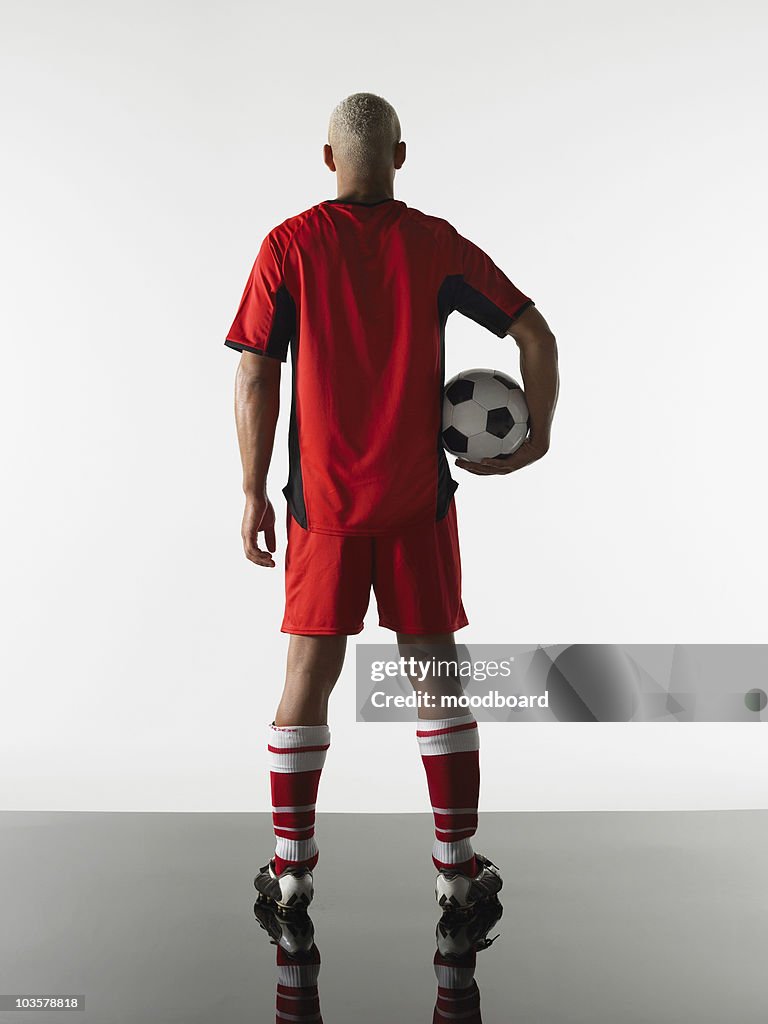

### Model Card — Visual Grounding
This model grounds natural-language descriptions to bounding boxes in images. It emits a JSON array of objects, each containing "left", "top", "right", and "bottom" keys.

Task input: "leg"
[
  {"left": 268, "top": 635, "right": 347, "bottom": 875},
  {"left": 275, "top": 634, "right": 347, "bottom": 726},
  {"left": 395, "top": 630, "right": 466, "bottom": 719},
  {"left": 397, "top": 630, "right": 480, "bottom": 878},
  {"left": 266, "top": 509, "right": 371, "bottom": 887},
  {"left": 372, "top": 499, "right": 478, "bottom": 879}
]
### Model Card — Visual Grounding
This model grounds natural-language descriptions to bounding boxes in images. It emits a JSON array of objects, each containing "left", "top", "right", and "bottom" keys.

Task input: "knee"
[
  {"left": 282, "top": 667, "right": 338, "bottom": 700},
  {"left": 286, "top": 635, "right": 346, "bottom": 684}
]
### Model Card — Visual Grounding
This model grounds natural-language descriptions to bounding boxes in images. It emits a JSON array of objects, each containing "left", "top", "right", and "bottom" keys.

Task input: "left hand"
[{"left": 455, "top": 438, "right": 550, "bottom": 476}]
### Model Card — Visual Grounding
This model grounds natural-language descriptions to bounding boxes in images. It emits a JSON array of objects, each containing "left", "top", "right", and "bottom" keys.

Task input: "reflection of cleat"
[
  {"left": 436, "top": 898, "right": 503, "bottom": 960},
  {"left": 254, "top": 858, "right": 314, "bottom": 913},
  {"left": 435, "top": 853, "right": 503, "bottom": 913},
  {"left": 253, "top": 900, "right": 316, "bottom": 957}
]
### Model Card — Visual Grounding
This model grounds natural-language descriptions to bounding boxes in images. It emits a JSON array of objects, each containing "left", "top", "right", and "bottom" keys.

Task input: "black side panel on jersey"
[
  {"left": 436, "top": 276, "right": 462, "bottom": 521},
  {"left": 454, "top": 277, "right": 532, "bottom": 338},
  {"left": 224, "top": 284, "right": 296, "bottom": 361},
  {"left": 265, "top": 284, "right": 297, "bottom": 361},
  {"left": 282, "top": 326, "right": 307, "bottom": 528}
]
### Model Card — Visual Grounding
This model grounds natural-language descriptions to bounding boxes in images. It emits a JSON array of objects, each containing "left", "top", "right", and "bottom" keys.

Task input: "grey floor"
[{"left": 0, "top": 811, "right": 766, "bottom": 1023}]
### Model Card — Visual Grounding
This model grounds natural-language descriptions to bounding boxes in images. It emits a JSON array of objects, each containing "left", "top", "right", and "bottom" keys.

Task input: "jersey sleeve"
[
  {"left": 224, "top": 230, "right": 296, "bottom": 361},
  {"left": 452, "top": 230, "right": 535, "bottom": 337}
]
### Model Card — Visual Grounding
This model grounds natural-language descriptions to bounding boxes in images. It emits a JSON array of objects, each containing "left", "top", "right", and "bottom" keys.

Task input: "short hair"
[{"left": 328, "top": 93, "right": 401, "bottom": 174}]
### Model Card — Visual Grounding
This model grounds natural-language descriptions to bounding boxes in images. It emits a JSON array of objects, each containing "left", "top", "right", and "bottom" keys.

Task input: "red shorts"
[{"left": 281, "top": 498, "right": 469, "bottom": 636}]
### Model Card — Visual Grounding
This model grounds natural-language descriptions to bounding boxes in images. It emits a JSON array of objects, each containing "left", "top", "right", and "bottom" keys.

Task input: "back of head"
[{"left": 328, "top": 92, "right": 401, "bottom": 175}]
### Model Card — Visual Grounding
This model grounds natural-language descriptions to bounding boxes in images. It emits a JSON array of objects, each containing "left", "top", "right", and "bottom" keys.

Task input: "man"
[{"left": 225, "top": 92, "right": 559, "bottom": 915}]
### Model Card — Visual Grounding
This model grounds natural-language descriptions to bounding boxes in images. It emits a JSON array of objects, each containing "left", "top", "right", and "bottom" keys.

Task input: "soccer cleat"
[
  {"left": 253, "top": 900, "right": 316, "bottom": 956},
  {"left": 435, "top": 853, "right": 503, "bottom": 913},
  {"left": 436, "top": 897, "right": 503, "bottom": 959},
  {"left": 254, "top": 858, "right": 314, "bottom": 913}
]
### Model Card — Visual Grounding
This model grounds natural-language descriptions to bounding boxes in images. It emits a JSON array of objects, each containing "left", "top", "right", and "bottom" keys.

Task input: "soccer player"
[{"left": 225, "top": 92, "right": 559, "bottom": 914}]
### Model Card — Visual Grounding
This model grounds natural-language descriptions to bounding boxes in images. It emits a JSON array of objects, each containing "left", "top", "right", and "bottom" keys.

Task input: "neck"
[{"left": 334, "top": 175, "right": 394, "bottom": 204}]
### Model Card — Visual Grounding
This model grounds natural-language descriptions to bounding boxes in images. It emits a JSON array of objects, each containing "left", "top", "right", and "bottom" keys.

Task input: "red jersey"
[{"left": 225, "top": 198, "right": 534, "bottom": 536}]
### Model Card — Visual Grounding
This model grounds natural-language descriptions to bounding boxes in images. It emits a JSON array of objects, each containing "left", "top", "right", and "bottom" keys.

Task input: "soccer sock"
[
  {"left": 275, "top": 944, "right": 322, "bottom": 1023},
  {"left": 268, "top": 721, "right": 330, "bottom": 874},
  {"left": 417, "top": 713, "right": 480, "bottom": 876},
  {"left": 433, "top": 949, "right": 480, "bottom": 1024}
]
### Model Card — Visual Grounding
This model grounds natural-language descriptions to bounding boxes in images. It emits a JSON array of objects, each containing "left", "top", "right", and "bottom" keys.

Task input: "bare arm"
[
  {"left": 234, "top": 352, "right": 281, "bottom": 565},
  {"left": 455, "top": 305, "right": 559, "bottom": 476},
  {"left": 509, "top": 305, "right": 559, "bottom": 451}
]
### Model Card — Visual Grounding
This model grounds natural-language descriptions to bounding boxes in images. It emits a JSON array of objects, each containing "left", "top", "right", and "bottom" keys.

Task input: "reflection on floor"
[
  {"left": 254, "top": 895, "right": 503, "bottom": 1023},
  {"left": 0, "top": 811, "right": 766, "bottom": 1023}
]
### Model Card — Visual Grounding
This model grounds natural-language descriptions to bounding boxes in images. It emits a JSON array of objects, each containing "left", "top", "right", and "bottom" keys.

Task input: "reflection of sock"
[
  {"left": 276, "top": 945, "right": 322, "bottom": 1023},
  {"left": 433, "top": 949, "right": 480, "bottom": 1023},
  {"left": 417, "top": 714, "right": 479, "bottom": 876},
  {"left": 268, "top": 722, "right": 330, "bottom": 874}
]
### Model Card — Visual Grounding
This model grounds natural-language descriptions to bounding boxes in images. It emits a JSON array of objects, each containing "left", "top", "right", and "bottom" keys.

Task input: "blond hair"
[{"left": 328, "top": 92, "right": 401, "bottom": 173}]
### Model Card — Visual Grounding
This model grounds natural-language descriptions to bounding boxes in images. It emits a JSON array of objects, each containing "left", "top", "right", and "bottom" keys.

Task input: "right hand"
[
  {"left": 241, "top": 494, "right": 277, "bottom": 567},
  {"left": 455, "top": 436, "right": 550, "bottom": 476}
]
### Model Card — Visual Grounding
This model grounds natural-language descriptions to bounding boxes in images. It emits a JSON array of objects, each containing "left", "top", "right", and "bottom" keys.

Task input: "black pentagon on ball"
[
  {"left": 442, "top": 426, "right": 468, "bottom": 453},
  {"left": 445, "top": 378, "right": 474, "bottom": 405},
  {"left": 492, "top": 372, "right": 521, "bottom": 390},
  {"left": 486, "top": 406, "right": 515, "bottom": 438}
]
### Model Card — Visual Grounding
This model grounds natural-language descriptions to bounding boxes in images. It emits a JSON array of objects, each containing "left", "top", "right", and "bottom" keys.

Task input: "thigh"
[
  {"left": 373, "top": 498, "right": 469, "bottom": 635},
  {"left": 282, "top": 507, "right": 373, "bottom": 636}
]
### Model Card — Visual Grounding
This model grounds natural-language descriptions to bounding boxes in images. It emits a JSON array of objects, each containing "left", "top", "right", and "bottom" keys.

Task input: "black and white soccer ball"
[{"left": 442, "top": 368, "right": 529, "bottom": 461}]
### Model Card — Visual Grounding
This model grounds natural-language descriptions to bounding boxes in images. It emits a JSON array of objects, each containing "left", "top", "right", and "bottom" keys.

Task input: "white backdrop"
[{"left": 1, "top": 0, "right": 766, "bottom": 812}]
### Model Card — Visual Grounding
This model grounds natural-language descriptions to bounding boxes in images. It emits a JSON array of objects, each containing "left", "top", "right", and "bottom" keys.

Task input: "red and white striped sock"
[
  {"left": 433, "top": 949, "right": 480, "bottom": 1023},
  {"left": 275, "top": 945, "right": 322, "bottom": 1023},
  {"left": 417, "top": 713, "right": 480, "bottom": 877},
  {"left": 268, "top": 721, "right": 330, "bottom": 875}
]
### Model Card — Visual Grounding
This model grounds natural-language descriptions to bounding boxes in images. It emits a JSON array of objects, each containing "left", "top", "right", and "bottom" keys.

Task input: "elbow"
[
  {"left": 516, "top": 330, "right": 558, "bottom": 357},
  {"left": 236, "top": 352, "right": 281, "bottom": 388}
]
